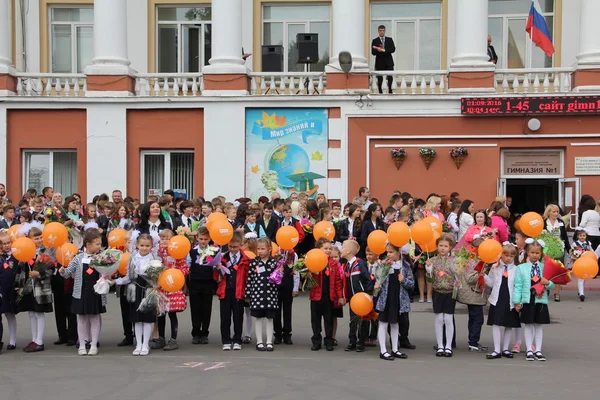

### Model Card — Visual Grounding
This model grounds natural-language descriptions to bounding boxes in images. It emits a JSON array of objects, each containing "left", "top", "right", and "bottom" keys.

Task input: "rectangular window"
[
  {"left": 50, "top": 7, "right": 94, "bottom": 73},
  {"left": 141, "top": 151, "right": 194, "bottom": 199},
  {"left": 262, "top": 4, "right": 331, "bottom": 72},
  {"left": 370, "top": 2, "right": 442, "bottom": 70},
  {"left": 488, "top": 0, "right": 555, "bottom": 69},
  {"left": 157, "top": 6, "right": 212, "bottom": 73},
  {"left": 24, "top": 151, "right": 77, "bottom": 195}
]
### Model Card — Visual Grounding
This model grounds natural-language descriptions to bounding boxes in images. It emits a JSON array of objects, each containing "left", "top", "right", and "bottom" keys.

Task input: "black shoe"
[
  {"left": 400, "top": 340, "right": 416, "bottom": 350},
  {"left": 283, "top": 336, "right": 293, "bottom": 345},
  {"left": 436, "top": 349, "right": 445, "bottom": 357},
  {"left": 199, "top": 336, "right": 209, "bottom": 345},
  {"left": 256, "top": 343, "right": 266, "bottom": 352},
  {"left": 356, "top": 345, "right": 365, "bottom": 352},
  {"left": 580, "top": 294, "right": 585, "bottom": 302},
  {"left": 0, "top": 342, "right": 3, "bottom": 353},
  {"left": 380, "top": 352, "right": 394, "bottom": 361},
  {"left": 526, "top": 351, "right": 535, "bottom": 361},
  {"left": 118, "top": 337, "right": 134, "bottom": 347},
  {"left": 333, "top": 339, "right": 338, "bottom": 346},
  {"left": 311, "top": 344, "right": 321, "bottom": 351},
  {"left": 66, "top": 340, "right": 77, "bottom": 347},
  {"left": 192, "top": 336, "right": 203, "bottom": 345},
  {"left": 266, "top": 343, "right": 274, "bottom": 352},
  {"left": 486, "top": 352, "right": 502, "bottom": 359},
  {"left": 501, "top": 350, "right": 514, "bottom": 359},
  {"left": 54, "top": 339, "right": 67, "bottom": 345},
  {"left": 325, "top": 345, "right": 334, "bottom": 351},
  {"left": 392, "top": 351, "right": 408, "bottom": 359},
  {"left": 24, "top": 344, "right": 44, "bottom": 353},
  {"left": 443, "top": 349, "right": 453, "bottom": 357},
  {"left": 345, "top": 344, "right": 356, "bottom": 351},
  {"left": 7, "top": 344, "right": 16, "bottom": 350},
  {"left": 273, "top": 337, "right": 282, "bottom": 345}
]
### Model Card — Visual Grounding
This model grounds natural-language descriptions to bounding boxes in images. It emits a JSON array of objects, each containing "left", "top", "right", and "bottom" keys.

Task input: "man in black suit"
[
  {"left": 258, "top": 203, "right": 280, "bottom": 242},
  {"left": 371, "top": 25, "right": 396, "bottom": 94},
  {"left": 487, "top": 35, "right": 498, "bottom": 64}
]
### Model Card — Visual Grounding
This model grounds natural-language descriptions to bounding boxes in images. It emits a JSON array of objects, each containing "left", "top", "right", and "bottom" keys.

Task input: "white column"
[
  {"left": 450, "top": 0, "right": 493, "bottom": 68},
  {"left": 0, "top": 107, "right": 7, "bottom": 187},
  {"left": 203, "top": 0, "right": 246, "bottom": 73},
  {"left": 576, "top": 0, "right": 600, "bottom": 67},
  {"left": 327, "top": 0, "right": 368, "bottom": 71},
  {"left": 0, "top": 0, "right": 11, "bottom": 73},
  {"left": 84, "top": 0, "right": 132, "bottom": 75}
]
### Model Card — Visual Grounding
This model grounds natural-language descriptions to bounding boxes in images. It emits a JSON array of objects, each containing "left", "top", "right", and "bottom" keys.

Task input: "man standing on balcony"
[
  {"left": 488, "top": 35, "right": 498, "bottom": 65},
  {"left": 372, "top": 25, "right": 395, "bottom": 94}
]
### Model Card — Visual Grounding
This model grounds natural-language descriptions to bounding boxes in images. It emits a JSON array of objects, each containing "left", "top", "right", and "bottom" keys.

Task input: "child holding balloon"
[
  {"left": 365, "top": 247, "right": 379, "bottom": 347},
  {"left": 0, "top": 231, "right": 18, "bottom": 352},
  {"left": 571, "top": 227, "right": 592, "bottom": 302},
  {"left": 59, "top": 230, "right": 105, "bottom": 356}
]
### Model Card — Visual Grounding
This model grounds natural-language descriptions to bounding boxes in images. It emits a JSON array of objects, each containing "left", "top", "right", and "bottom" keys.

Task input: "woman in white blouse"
[
  {"left": 580, "top": 199, "right": 600, "bottom": 250},
  {"left": 457, "top": 200, "right": 475, "bottom": 241}
]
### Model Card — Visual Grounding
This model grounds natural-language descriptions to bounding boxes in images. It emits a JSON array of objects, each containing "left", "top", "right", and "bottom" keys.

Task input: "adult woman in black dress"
[{"left": 136, "top": 201, "right": 171, "bottom": 234}]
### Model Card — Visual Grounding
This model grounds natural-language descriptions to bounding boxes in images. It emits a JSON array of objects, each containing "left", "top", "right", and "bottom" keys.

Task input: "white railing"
[
  {"left": 15, "top": 73, "right": 87, "bottom": 96},
  {"left": 249, "top": 72, "right": 325, "bottom": 95},
  {"left": 369, "top": 70, "right": 448, "bottom": 94},
  {"left": 134, "top": 73, "right": 204, "bottom": 96},
  {"left": 494, "top": 68, "right": 573, "bottom": 94}
]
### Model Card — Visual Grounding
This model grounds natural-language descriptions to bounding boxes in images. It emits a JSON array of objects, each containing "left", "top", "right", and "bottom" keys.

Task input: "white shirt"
[
  {"left": 115, "top": 252, "right": 154, "bottom": 285},
  {"left": 580, "top": 210, "right": 600, "bottom": 236},
  {"left": 182, "top": 215, "right": 193, "bottom": 228},
  {"left": 362, "top": 200, "right": 373, "bottom": 210},
  {"left": 149, "top": 220, "right": 161, "bottom": 232},
  {"left": 447, "top": 212, "right": 459, "bottom": 239},
  {"left": 458, "top": 212, "right": 474, "bottom": 240},
  {"left": 347, "top": 217, "right": 355, "bottom": 237}
]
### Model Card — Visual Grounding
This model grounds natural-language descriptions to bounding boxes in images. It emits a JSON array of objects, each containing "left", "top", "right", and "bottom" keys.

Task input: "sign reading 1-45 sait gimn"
[{"left": 461, "top": 96, "right": 600, "bottom": 116}]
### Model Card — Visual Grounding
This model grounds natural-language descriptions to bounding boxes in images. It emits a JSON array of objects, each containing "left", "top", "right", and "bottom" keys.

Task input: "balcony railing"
[
  {"left": 369, "top": 70, "right": 448, "bottom": 94},
  {"left": 494, "top": 68, "right": 573, "bottom": 93},
  {"left": 15, "top": 73, "right": 87, "bottom": 96},
  {"left": 249, "top": 72, "right": 325, "bottom": 95},
  {"left": 135, "top": 73, "right": 204, "bottom": 96}
]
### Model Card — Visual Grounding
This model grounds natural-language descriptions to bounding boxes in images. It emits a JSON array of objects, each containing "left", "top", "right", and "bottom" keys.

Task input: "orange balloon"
[
  {"left": 388, "top": 222, "right": 410, "bottom": 247},
  {"left": 478, "top": 239, "right": 503, "bottom": 263},
  {"left": 305, "top": 249, "right": 328, "bottom": 273},
  {"left": 11, "top": 237, "right": 37, "bottom": 262},
  {"left": 367, "top": 230, "right": 388, "bottom": 255},
  {"left": 168, "top": 236, "right": 192, "bottom": 260},
  {"left": 411, "top": 220, "right": 434, "bottom": 245},
  {"left": 209, "top": 220, "right": 234, "bottom": 246},
  {"left": 423, "top": 231, "right": 441, "bottom": 252},
  {"left": 271, "top": 243, "right": 279, "bottom": 257},
  {"left": 519, "top": 212, "right": 544, "bottom": 238},
  {"left": 42, "top": 222, "right": 68, "bottom": 248},
  {"left": 159, "top": 268, "right": 186, "bottom": 292},
  {"left": 514, "top": 219, "right": 521, "bottom": 232},
  {"left": 108, "top": 228, "right": 127, "bottom": 249},
  {"left": 313, "top": 221, "right": 336, "bottom": 241},
  {"left": 56, "top": 242, "right": 78, "bottom": 266},
  {"left": 244, "top": 250, "right": 257, "bottom": 259},
  {"left": 118, "top": 252, "right": 130, "bottom": 275},
  {"left": 276, "top": 226, "right": 300, "bottom": 250},
  {"left": 7, "top": 224, "right": 22, "bottom": 241},
  {"left": 581, "top": 251, "right": 598, "bottom": 260},
  {"left": 350, "top": 292, "right": 373, "bottom": 317},
  {"left": 206, "top": 212, "right": 227, "bottom": 231},
  {"left": 423, "top": 216, "right": 443, "bottom": 234},
  {"left": 572, "top": 257, "right": 599, "bottom": 280}
]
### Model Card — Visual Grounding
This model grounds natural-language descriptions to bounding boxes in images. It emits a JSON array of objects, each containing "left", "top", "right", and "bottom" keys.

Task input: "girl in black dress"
[
  {"left": 60, "top": 230, "right": 105, "bottom": 356},
  {"left": 484, "top": 243, "right": 520, "bottom": 359},
  {"left": 0, "top": 232, "right": 18, "bottom": 351}
]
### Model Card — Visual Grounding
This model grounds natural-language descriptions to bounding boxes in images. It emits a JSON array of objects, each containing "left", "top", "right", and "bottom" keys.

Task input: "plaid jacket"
[{"left": 15, "top": 260, "right": 54, "bottom": 305}]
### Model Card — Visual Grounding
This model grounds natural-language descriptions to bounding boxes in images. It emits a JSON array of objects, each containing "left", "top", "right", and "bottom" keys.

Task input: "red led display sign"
[{"left": 461, "top": 96, "right": 600, "bottom": 116}]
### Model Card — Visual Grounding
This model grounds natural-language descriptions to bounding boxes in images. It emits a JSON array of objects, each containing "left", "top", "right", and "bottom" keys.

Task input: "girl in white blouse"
[{"left": 457, "top": 200, "right": 475, "bottom": 241}]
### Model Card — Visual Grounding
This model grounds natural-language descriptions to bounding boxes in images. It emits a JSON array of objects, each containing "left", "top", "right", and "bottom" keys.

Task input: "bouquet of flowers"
[
  {"left": 16, "top": 253, "right": 56, "bottom": 303},
  {"left": 109, "top": 215, "right": 121, "bottom": 230},
  {"left": 197, "top": 245, "right": 222, "bottom": 266},
  {"left": 44, "top": 205, "right": 68, "bottom": 224},
  {"left": 531, "top": 256, "right": 572, "bottom": 296},
  {"left": 293, "top": 258, "right": 318, "bottom": 291},
  {"left": 538, "top": 230, "right": 565, "bottom": 260},
  {"left": 176, "top": 226, "right": 195, "bottom": 244},
  {"left": 300, "top": 218, "right": 314, "bottom": 234},
  {"left": 268, "top": 268, "right": 284, "bottom": 285},
  {"left": 90, "top": 248, "right": 123, "bottom": 276},
  {"left": 442, "top": 222, "right": 450, "bottom": 233},
  {"left": 373, "top": 259, "right": 393, "bottom": 297},
  {"left": 137, "top": 260, "right": 168, "bottom": 314}
]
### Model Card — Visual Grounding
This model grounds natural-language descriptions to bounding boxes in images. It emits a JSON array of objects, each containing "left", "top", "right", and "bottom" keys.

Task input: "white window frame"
[
  {"left": 22, "top": 150, "right": 77, "bottom": 191},
  {"left": 156, "top": 6, "right": 212, "bottom": 73},
  {"left": 489, "top": 11, "right": 555, "bottom": 69},
  {"left": 262, "top": 4, "right": 331, "bottom": 72},
  {"left": 48, "top": 6, "right": 94, "bottom": 73},
  {"left": 140, "top": 150, "right": 195, "bottom": 199}
]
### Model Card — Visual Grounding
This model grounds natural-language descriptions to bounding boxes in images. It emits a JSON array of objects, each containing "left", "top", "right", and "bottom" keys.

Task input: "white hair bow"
[{"left": 525, "top": 238, "right": 546, "bottom": 248}]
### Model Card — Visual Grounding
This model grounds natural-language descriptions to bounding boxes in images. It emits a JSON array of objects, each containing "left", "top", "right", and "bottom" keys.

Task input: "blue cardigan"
[{"left": 513, "top": 261, "right": 555, "bottom": 305}]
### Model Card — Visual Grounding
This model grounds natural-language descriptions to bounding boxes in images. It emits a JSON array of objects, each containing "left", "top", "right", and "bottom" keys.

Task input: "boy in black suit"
[
  {"left": 0, "top": 205, "right": 18, "bottom": 229},
  {"left": 371, "top": 24, "right": 396, "bottom": 94},
  {"left": 258, "top": 203, "right": 279, "bottom": 242}
]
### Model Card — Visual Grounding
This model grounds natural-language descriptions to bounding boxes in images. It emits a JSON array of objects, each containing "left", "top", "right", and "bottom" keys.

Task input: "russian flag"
[{"left": 526, "top": 0, "right": 555, "bottom": 57}]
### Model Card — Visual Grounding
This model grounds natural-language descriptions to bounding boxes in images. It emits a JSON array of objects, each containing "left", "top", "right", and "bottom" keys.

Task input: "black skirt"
[
  {"left": 432, "top": 291, "right": 456, "bottom": 314},
  {"left": 129, "top": 276, "right": 157, "bottom": 323},
  {"left": 378, "top": 270, "right": 400, "bottom": 323},
  {"left": 250, "top": 309, "right": 277, "bottom": 319},
  {"left": 487, "top": 276, "right": 520, "bottom": 328},
  {"left": 520, "top": 292, "right": 551, "bottom": 325},
  {"left": 71, "top": 267, "right": 106, "bottom": 315},
  {"left": 16, "top": 292, "right": 53, "bottom": 314}
]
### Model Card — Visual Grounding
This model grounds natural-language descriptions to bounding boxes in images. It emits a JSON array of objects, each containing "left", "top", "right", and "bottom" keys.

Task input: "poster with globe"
[{"left": 246, "top": 108, "right": 328, "bottom": 202}]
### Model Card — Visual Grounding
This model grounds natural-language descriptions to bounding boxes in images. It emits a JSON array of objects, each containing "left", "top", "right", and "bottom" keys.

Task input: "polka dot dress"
[{"left": 245, "top": 257, "right": 280, "bottom": 312}]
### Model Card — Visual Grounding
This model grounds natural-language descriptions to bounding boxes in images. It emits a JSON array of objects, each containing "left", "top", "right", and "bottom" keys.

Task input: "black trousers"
[
  {"left": 51, "top": 275, "right": 77, "bottom": 342},
  {"left": 188, "top": 280, "right": 214, "bottom": 338},
  {"left": 348, "top": 309, "right": 369, "bottom": 346},
  {"left": 220, "top": 289, "right": 244, "bottom": 345},
  {"left": 467, "top": 304, "right": 484, "bottom": 346},
  {"left": 119, "top": 287, "right": 133, "bottom": 339},
  {"left": 274, "top": 286, "right": 293, "bottom": 339},
  {"left": 310, "top": 297, "right": 334, "bottom": 346},
  {"left": 376, "top": 68, "right": 394, "bottom": 94},
  {"left": 398, "top": 312, "right": 410, "bottom": 341}
]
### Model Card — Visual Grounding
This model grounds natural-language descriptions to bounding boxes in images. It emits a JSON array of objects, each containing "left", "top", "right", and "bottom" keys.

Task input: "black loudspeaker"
[
  {"left": 296, "top": 33, "right": 319, "bottom": 64},
  {"left": 262, "top": 45, "right": 284, "bottom": 72}
]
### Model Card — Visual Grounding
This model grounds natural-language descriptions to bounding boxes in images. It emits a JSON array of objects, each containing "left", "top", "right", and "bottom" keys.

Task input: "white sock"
[
  {"left": 578, "top": 279, "right": 585, "bottom": 295},
  {"left": 28, "top": 312, "right": 37, "bottom": 342},
  {"left": 524, "top": 324, "right": 535, "bottom": 352},
  {"left": 503, "top": 328, "right": 513, "bottom": 352},
  {"left": 134, "top": 323, "right": 143, "bottom": 350},
  {"left": 254, "top": 317, "right": 263, "bottom": 344},
  {"left": 443, "top": 314, "right": 454, "bottom": 350},
  {"left": 142, "top": 323, "right": 153, "bottom": 349},
  {"left": 89, "top": 315, "right": 101, "bottom": 349},
  {"left": 434, "top": 314, "right": 444, "bottom": 350},
  {"left": 378, "top": 321, "right": 389, "bottom": 354},
  {"left": 265, "top": 318, "right": 274, "bottom": 344},
  {"left": 534, "top": 324, "right": 543, "bottom": 352},
  {"left": 35, "top": 313, "right": 45, "bottom": 345},
  {"left": 77, "top": 315, "right": 90, "bottom": 350},
  {"left": 492, "top": 325, "right": 502, "bottom": 354},
  {"left": 513, "top": 327, "right": 522, "bottom": 345},
  {"left": 390, "top": 323, "right": 399, "bottom": 352},
  {"left": 244, "top": 308, "right": 252, "bottom": 337},
  {"left": 6, "top": 313, "right": 17, "bottom": 345}
]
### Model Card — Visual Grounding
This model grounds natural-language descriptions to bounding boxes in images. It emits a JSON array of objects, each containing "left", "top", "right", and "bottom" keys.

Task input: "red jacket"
[
  {"left": 214, "top": 251, "right": 250, "bottom": 300},
  {"left": 309, "top": 257, "right": 344, "bottom": 303}
]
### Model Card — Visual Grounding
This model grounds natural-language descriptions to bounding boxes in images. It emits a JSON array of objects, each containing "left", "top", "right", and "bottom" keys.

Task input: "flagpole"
[{"left": 528, "top": 16, "right": 533, "bottom": 70}]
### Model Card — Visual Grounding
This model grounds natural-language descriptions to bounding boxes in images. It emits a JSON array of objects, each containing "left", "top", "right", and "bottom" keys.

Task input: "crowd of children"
[{"left": 0, "top": 187, "right": 596, "bottom": 362}]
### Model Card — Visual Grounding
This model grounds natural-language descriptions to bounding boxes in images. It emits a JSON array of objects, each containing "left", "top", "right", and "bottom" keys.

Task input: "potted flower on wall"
[
  {"left": 390, "top": 148, "right": 407, "bottom": 170},
  {"left": 419, "top": 147, "right": 436, "bottom": 170},
  {"left": 449, "top": 147, "right": 469, "bottom": 169}
]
